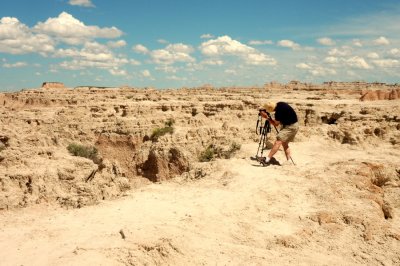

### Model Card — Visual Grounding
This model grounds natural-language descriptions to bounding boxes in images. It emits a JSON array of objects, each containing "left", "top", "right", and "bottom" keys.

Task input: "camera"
[{"left": 258, "top": 109, "right": 271, "bottom": 118}]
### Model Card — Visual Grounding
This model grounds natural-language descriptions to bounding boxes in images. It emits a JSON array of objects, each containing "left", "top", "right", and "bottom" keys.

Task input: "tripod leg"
[
  {"left": 260, "top": 132, "right": 267, "bottom": 157},
  {"left": 282, "top": 142, "right": 296, "bottom": 166},
  {"left": 256, "top": 132, "right": 264, "bottom": 157}
]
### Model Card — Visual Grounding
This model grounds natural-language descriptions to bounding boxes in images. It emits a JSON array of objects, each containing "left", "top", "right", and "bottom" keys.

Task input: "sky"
[{"left": 1, "top": 0, "right": 400, "bottom": 91}]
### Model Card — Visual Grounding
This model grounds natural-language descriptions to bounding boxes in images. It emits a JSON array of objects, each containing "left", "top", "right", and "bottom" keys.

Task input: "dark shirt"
[{"left": 274, "top": 102, "right": 298, "bottom": 126}]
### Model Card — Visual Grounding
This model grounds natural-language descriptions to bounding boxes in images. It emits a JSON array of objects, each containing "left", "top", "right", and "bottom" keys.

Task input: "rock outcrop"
[
  {"left": 0, "top": 83, "right": 399, "bottom": 210},
  {"left": 42, "top": 82, "right": 65, "bottom": 89},
  {"left": 360, "top": 89, "right": 400, "bottom": 101}
]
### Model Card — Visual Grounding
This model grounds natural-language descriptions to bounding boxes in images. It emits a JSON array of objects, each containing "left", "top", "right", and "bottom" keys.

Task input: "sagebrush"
[
  {"left": 67, "top": 143, "right": 99, "bottom": 162},
  {"left": 199, "top": 142, "right": 241, "bottom": 162},
  {"left": 150, "top": 119, "right": 175, "bottom": 142}
]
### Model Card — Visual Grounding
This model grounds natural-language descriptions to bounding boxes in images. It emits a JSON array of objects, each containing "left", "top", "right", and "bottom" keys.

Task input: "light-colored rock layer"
[
  {"left": 1, "top": 85, "right": 399, "bottom": 209},
  {"left": 0, "top": 84, "right": 399, "bottom": 265}
]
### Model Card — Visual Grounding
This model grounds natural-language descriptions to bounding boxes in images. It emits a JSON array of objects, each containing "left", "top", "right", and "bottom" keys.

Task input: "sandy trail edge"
[{"left": 0, "top": 138, "right": 399, "bottom": 265}]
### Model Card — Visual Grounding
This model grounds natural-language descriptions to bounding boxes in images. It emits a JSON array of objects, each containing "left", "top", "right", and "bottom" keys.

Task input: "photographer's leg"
[{"left": 265, "top": 140, "right": 282, "bottom": 162}]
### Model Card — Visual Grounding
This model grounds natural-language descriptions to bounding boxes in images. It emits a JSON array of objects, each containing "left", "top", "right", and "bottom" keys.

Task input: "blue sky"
[{"left": 1, "top": 0, "right": 400, "bottom": 91}]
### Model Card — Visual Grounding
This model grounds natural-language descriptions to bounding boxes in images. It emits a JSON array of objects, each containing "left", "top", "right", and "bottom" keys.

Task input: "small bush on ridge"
[
  {"left": 67, "top": 143, "right": 98, "bottom": 162},
  {"left": 150, "top": 119, "right": 175, "bottom": 142},
  {"left": 199, "top": 145, "right": 216, "bottom": 162},
  {"left": 198, "top": 142, "right": 241, "bottom": 162}
]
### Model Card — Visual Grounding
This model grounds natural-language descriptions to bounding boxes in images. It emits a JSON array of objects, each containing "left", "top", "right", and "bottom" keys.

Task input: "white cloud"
[
  {"left": 167, "top": 75, "right": 187, "bottom": 81},
  {"left": 352, "top": 39, "right": 363, "bottom": 47},
  {"left": 200, "top": 34, "right": 214, "bottom": 39},
  {"left": 317, "top": 37, "right": 335, "bottom": 46},
  {"left": 224, "top": 69, "right": 237, "bottom": 75},
  {"left": 248, "top": 40, "right": 273, "bottom": 45},
  {"left": 155, "top": 65, "right": 179, "bottom": 73},
  {"left": 245, "top": 52, "right": 276, "bottom": 65},
  {"left": 59, "top": 59, "right": 127, "bottom": 70},
  {"left": 373, "top": 36, "right": 390, "bottom": 46},
  {"left": 296, "top": 61, "right": 336, "bottom": 76},
  {"left": 165, "top": 43, "right": 194, "bottom": 54},
  {"left": 367, "top": 52, "right": 379, "bottom": 59},
  {"left": 0, "top": 17, "right": 55, "bottom": 55},
  {"left": 2, "top": 61, "right": 27, "bottom": 68},
  {"left": 346, "top": 56, "right": 371, "bottom": 69},
  {"left": 389, "top": 48, "right": 400, "bottom": 58},
  {"left": 130, "top": 59, "right": 141, "bottom": 66},
  {"left": 133, "top": 44, "right": 149, "bottom": 54},
  {"left": 150, "top": 49, "right": 193, "bottom": 65},
  {"left": 157, "top": 39, "right": 168, "bottom": 44},
  {"left": 296, "top": 63, "right": 311, "bottom": 69},
  {"left": 372, "top": 59, "right": 399, "bottom": 68},
  {"left": 328, "top": 47, "right": 351, "bottom": 57},
  {"left": 277, "top": 39, "right": 300, "bottom": 50},
  {"left": 150, "top": 43, "right": 195, "bottom": 65},
  {"left": 309, "top": 66, "right": 337, "bottom": 76},
  {"left": 68, "top": 0, "right": 95, "bottom": 7},
  {"left": 199, "top": 35, "right": 276, "bottom": 65},
  {"left": 324, "top": 56, "right": 339, "bottom": 64},
  {"left": 34, "top": 12, "right": 122, "bottom": 45},
  {"left": 142, "top": 69, "right": 151, "bottom": 77},
  {"left": 54, "top": 42, "right": 114, "bottom": 61},
  {"left": 107, "top": 40, "right": 126, "bottom": 48},
  {"left": 55, "top": 42, "right": 129, "bottom": 70},
  {"left": 200, "top": 36, "right": 253, "bottom": 56},
  {"left": 109, "top": 68, "right": 127, "bottom": 76},
  {"left": 201, "top": 59, "right": 224, "bottom": 65}
]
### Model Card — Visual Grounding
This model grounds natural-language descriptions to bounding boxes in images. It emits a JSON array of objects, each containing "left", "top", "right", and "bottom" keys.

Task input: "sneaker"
[
  {"left": 255, "top": 156, "right": 265, "bottom": 162},
  {"left": 257, "top": 156, "right": 272, "bottom": 166},
  {"left": 260, "top": 160, "right": 271, "bottom": 166}
]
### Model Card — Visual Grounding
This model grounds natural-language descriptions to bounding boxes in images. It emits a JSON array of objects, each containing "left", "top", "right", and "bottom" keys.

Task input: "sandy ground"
[{"left": 0, "top": 138, "right": 399, "bottom": 266}]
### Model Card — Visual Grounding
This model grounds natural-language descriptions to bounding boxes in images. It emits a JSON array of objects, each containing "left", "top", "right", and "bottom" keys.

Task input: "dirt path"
[{"left": 1, "top": 139, "right": 399, "bottom": 265}]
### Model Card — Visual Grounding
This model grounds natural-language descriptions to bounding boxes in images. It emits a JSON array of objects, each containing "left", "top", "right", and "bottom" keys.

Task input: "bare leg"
[{"left": 267, "top": 140, "right": 282, "bottom": 159}]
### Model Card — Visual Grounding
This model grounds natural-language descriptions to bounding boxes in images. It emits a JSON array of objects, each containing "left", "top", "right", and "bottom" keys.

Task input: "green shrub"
[
  {"left": 225, "top": 142, "right": 241, "bottom": 159},
  {"left": 67, "top": 143, "right": 98, "bottom": 161},
  {"left": 150, "top": 119, "right": 175, "bottom": 142},
  {"left": 199, "top": 145, "right": 216, "bottom": 162},
  {"left": 165, "top": 118, "right": 175, "bottom": 127},
  {"left": 150, "top": 126, "right": 174, "bottom": 142},
  {"left": 199, "top": 142, "right": 241, "bottom": 162}
]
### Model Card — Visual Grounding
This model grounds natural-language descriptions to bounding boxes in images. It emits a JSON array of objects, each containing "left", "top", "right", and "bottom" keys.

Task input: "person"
[{"left": 259, "top": 101, "right": 299, "bottom": 165}]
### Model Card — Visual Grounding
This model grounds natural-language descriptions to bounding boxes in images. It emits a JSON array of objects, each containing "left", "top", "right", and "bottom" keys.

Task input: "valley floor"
[{"left": 1, "top": 138, "right": 399, "bottom": 265}]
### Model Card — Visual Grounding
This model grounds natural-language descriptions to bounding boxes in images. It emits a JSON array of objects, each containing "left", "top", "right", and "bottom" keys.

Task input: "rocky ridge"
[{"left": 0, "top": 84, "right": 399, "bottom": 210}]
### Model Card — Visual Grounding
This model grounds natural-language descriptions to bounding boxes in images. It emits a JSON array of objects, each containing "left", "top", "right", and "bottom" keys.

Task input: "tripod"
[{"left": 251, "top": 113, "right": 271, "bottom": 161}]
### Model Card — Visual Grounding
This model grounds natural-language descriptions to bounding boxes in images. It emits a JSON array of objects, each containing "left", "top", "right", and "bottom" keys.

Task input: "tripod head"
[
  {"left": 256, "top": 110, "right": 271, "bottom": 135},
  {"left": 258, "top": 109, "right": 272, "bottom": 119}
]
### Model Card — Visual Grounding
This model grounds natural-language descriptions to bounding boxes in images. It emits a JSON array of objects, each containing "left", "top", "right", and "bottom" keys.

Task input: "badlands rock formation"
[
  {"left": 41, "top": 82, "right": 66, "bottom": 89},
  {"left": 360, "top": 89, "right": 400, "bottom": 101},
  {"left": 0, "top": 82, "right": 399, "bottom": 265}
]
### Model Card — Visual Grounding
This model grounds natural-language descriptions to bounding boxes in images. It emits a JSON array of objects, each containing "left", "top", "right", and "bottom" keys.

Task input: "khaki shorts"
[{"left": 277, "top": 122, "right": 299, "bottom": 143}]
